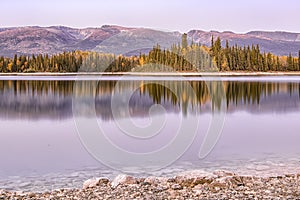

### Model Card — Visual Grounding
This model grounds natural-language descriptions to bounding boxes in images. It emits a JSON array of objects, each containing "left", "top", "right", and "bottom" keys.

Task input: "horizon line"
[{"left": 0, "top": 24, "right": 299, "bottom": 34}]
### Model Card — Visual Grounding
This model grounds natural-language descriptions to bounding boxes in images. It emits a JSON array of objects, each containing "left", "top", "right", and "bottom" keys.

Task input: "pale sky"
[{"left": 1, "top": 0, "right": 299, "bottom": 33}]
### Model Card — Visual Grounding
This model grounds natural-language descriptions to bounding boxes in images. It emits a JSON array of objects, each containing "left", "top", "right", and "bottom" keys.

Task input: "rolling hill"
[{"left": 0, "top": 25, "right": 299, "bottom": 57}]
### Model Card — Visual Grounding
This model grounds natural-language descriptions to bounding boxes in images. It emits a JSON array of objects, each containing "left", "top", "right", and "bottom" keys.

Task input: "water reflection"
[
  {"left": 0, "top": 77, "right": 300, "bottom": 191},
  {"left": 0, "top": 79, "right": 299, "bottom": 120}
]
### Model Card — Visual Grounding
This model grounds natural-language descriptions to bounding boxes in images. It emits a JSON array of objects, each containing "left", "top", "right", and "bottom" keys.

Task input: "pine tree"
[
  {"left": 12, "top": 54, "right": 18, "bottom": 72},
  {"left": 287, "top": 53, "right": 293, "bottom": 71},
  {"left": 182, "top": 33, "right": 188, "bottom": 49},
  {"left": 224, "top": 40, "right": 231, "bottom": 69},
  {"left": 263, "top": 52, "right": 268, "bottom": 71},
  {"left": 246, "top": 46, "right": 251, "bottom": 70},
  {"left": 212, "top": 37, "right": 222, "bottom": 69},
  {"left": 298, "top": 50, "right": 300, "bottom": 71},
  {"left": 0, "top": 56, "right": 4, "bottom": 72},
  {"left": 267, "top": 53, "right": 273, "bottom": 71},
  {"left": 276, "top": 56, "right": 280, "bottom": 71},
  {"left": 211, "top": 35, "right": 214, "bottom": 48}
]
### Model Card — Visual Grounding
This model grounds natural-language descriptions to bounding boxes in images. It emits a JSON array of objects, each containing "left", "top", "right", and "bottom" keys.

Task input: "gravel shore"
[{"left": 1, "top": 170, "right": 299, "bottom": 199}]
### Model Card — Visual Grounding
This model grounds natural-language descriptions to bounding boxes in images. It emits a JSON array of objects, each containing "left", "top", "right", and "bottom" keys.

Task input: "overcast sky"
[{"left": 1, "top": 0, "right": 299, "bottom": 33}]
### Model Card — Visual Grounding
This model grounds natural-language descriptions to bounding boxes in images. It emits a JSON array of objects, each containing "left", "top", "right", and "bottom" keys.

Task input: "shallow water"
[{"left": 0, "top": 76, "right": 299, "bottom": 191}]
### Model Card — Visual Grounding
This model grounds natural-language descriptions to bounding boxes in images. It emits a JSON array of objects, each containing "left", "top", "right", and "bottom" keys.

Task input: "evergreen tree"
[
  {"left": 0, "top": 56, "right": 4, "bottom": 72},
  {"left": 211, "top": 35, "right": 214, "bottom": 49},
  {"left": 12, "top": 54, "right": 18, "bottom": 72},
  {"left": 276, "top": 56, "right": 280, "bottom": 71},
  {"left": 182, "top": 33, "right": 188, "bottom": 49},
  {"left": 287, "top": 53, "right": 293, "bottom": 71},
  {"left": 212, "top": 37, "right": 222, "bottom": 69},
  {"left": 298, "top": 50, "right": 300, "bottom": 71}
]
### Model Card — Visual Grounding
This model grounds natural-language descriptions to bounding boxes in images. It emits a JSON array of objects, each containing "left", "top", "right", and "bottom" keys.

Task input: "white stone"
[
  {"left": 213, "top": 170, "right": 235, "bottom": 177},
  {"left": 176, "top": 170, "right": 215, "bottom": 178},
  {"left": 175, "top": 170, "right": 216, "bottom": 185},
  {"left": 82, "top": 177, "right": 109, "bottom": 189},
  {"left": 144, "top": 176, "right": 168, "bottom": 185},
  {"left": 15, "top": 191, "right": 26, "bottom": 196},
  {"left": 111, "top": 174, "right": 137, "bottom": 188},
  {"left": 171, "top": 183, "right": 182, "bottom": 190}
]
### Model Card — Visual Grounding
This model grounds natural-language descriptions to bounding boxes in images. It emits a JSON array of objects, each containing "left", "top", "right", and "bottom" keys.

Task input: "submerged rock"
[
  {"left": 174, "top": 170, "right": 216, "bottom": 187},
  {"left": 82, "top": 177, "right": 109, "bottom": 189},
  {"left": 213, "top": 170, "right": 236, "bottom": 177},
  {"left": 143, "top": 176, "right": 168, "bottom": 185},
  {"left": 111, "top": 174, "right": 137, "bottom": 188}
]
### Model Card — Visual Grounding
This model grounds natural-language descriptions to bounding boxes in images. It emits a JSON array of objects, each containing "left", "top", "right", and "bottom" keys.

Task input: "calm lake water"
[{"left": 0, "top": 75, "right": 300, "bottom": 191}]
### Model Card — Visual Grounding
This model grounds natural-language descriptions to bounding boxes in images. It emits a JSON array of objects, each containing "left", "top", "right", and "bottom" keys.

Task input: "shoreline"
[
  {"left": 1, "top": 170, "right": 299, "bottom": 199},
  {"left": 0, "top": 71, "right": 300, "bottom": 77}
]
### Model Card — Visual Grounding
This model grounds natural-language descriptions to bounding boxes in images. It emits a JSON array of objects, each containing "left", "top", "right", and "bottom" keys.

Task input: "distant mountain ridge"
[
  {"left": 188, "top": 30, "right": 300, "bottom": 56},
  {"left": 0, "top": 25, "right": 299, "bottom": 57}
]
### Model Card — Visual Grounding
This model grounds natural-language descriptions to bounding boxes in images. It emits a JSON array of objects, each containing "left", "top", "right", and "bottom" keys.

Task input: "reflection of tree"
[
  {"left": 225, "top": 81, "right": 300, "bottom": 107},
  {"left": 207, "top": 81, "right": 225, "bottom": 112},
  {"left": 0, "top": 80, "right": 299, "bottom": 120},
  {"left": 0, "top": 80, "right": 74, "bottom": 119},
  {"left": 141, "top": 81, "right": 209, "bottom": 115}
]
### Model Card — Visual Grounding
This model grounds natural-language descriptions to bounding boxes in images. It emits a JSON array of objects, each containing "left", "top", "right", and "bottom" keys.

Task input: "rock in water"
[
  {"left": 111, "top": 174, "right": 137, "bottom": 188},
  {"left": 213, "top": 170, "right": 236, "bottom": 177},
  {"left": 174, "top": 170, "right": 216, "bottom": 187},
  {"left": 82, "top": 177, "right": 109, "bottom": 189},
  {"left": 143, "top": 176, "right": 168, "bottom": 185}
]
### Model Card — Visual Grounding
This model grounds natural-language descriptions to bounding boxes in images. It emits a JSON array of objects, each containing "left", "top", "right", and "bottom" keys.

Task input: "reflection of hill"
[
  {"left": 227, "top": 93, "right": 300, "bottom": 114},
  {"left": 0, "top": 80, "right": 299, "bottom": 120},
  {"left": 0, "top": 94, "right": 72, "bottom": 120},
  {"left": 0, "top": 80, "right": 72, "bottom": 120},
  {"left": 95, "top": 92, "right": 180, "bottom": 121}
]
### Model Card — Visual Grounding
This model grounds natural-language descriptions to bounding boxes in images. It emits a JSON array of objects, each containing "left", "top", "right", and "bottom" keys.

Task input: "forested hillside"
[{"left": 0, "top": 34, "right": 299, "bottom": 73}]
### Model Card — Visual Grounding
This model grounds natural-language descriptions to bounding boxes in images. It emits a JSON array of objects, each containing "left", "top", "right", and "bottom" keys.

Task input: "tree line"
[
  {"left": 0, "top": 34, "right": 299, "bottom": 72},
  {"left": 0, "top": 51, "right": 82, "bottom": 73},
  {"left": 210, "top": 36, "right": 300, "bottom": 71}
]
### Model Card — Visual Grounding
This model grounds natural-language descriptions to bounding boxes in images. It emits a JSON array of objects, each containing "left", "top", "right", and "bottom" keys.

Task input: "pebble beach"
[{"left": 1, "top": 170, "right": 299, "bottom": 199}]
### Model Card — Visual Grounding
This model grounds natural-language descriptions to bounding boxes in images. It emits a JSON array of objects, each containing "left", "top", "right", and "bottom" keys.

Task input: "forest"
[{"left": 0, "top": 34, "right": 299, "bottom": 73}]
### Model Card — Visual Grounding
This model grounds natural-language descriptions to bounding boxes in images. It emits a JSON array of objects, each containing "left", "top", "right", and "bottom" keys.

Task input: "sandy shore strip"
[
  {"left": 1, "top": 71, "right": 300, "bottom": 77},
  {"left": 1, "top": 170, "right": 299, "bottom": 199}
]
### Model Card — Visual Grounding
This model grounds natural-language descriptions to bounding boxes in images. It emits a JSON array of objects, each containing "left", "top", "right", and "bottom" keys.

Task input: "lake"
[{"left": 0, "top": 75, "right": 300, "bottom": 191}]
